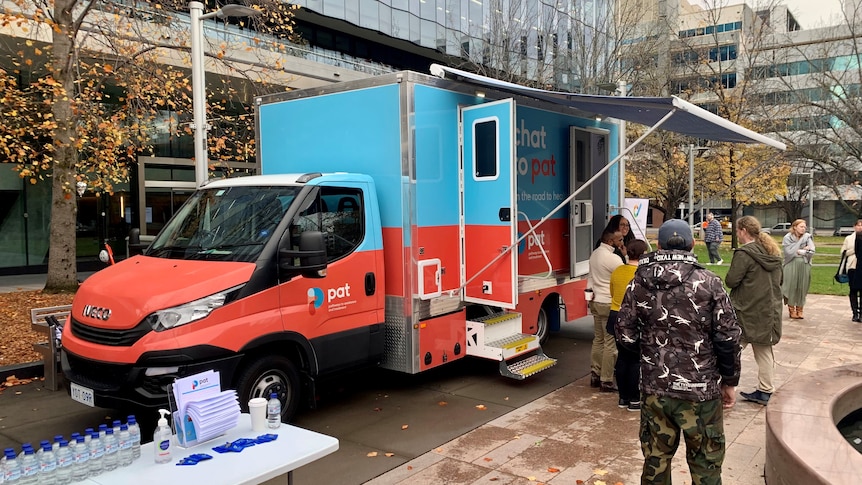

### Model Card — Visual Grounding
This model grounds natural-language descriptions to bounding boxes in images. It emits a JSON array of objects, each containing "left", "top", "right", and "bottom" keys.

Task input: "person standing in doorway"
[
  {"left": 588, "top": 228, "right": 624, "bottom": 392},
  {"left": 617, "top": 219, "right": 741, "bottom": 484},
  {"left": 597, "top": 214, "right": 634, "bottom": 264},
  {"left": 841, "top": 219, "right": 862, "bottom": 322},
  {"left": 781, "top": 219, "right": 815, "bottom": 319},
  {"left": 725, "top": 216, "right": 783, "bottom": 406},
  {"left": 704, "top": 213, "right": 724, "bottom": 265}
]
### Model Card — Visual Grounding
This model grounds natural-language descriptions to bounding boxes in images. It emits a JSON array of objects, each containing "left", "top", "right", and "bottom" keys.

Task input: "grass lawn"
[{"left": 646, "top": 234, "right": 849, "bottom": 296}]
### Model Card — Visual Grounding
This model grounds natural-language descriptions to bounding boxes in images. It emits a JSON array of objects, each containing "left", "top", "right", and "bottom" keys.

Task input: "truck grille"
[
  {"left": 69, "top": 317, "right": 152, "bottom": 346},
  {"left": 63, "top": 351, "right": 131, "bottom": 390}
]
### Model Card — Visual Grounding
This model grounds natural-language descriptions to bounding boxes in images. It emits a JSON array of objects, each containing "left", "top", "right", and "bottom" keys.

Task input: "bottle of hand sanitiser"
[{"left": 153, "top": 410, "right": 172, "bottom": 464}]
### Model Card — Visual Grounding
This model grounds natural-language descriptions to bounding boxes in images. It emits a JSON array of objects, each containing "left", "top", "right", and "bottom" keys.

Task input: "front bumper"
[{"left": 62, "top": 347, "right": 244, "bottom": 410}]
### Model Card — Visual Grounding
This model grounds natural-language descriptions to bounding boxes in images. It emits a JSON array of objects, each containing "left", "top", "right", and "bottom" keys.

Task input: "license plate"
[{"left": 70, "top": 382, "right": 95, "bottom": 407}]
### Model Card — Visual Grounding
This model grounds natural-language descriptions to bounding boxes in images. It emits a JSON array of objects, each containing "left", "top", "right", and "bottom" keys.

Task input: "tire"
[
  {"left": 235, "top": 355, "right": 301, "bottom": 422},
  {"left": 534, "top": 306, "right": 549, "bottom": 345}
]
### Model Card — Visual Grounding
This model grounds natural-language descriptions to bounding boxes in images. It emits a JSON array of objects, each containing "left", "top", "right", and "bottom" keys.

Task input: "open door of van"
[{"left": 460, "top": 99, "right": 517, "bottom": 309}]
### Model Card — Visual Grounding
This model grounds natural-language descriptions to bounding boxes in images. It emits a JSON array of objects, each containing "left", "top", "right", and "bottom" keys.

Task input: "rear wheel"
[
  {"left": 534, "top": 307, "right": 549, "bottom": 345},
  {"left": 236, "top": 355, "right": 301, "bottom": 422}
]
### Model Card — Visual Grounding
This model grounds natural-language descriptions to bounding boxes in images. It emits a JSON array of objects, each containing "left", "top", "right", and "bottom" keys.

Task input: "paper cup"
[{"left": 249, "top": 397, "right": 267, "bottom": 432}]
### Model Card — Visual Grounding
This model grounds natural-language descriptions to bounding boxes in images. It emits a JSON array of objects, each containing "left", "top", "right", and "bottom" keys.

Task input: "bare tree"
[
  {"left": 443, "top": 0, "right": 648, "bottom": 93},
  {"left": 754, "top": 2, "right": 862, "bottom": 221},
  {"left": 623, "top": 0, "right": 792, "bottom": 244}
]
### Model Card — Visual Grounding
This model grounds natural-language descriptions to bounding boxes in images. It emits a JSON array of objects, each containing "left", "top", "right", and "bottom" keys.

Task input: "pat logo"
[
  {"left": 307, "top": 288, "right": 325, "bottom": 309},
  {"left": 192, "top": 380, "right": 199, "bottom": 390}
]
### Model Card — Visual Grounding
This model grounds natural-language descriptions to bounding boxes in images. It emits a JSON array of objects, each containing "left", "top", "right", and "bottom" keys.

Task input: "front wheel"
[{"left": 235, "top": 355, "right": 301, "bottom": 422}]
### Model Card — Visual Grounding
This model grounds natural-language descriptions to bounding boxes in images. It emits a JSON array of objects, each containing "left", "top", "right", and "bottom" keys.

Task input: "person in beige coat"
[{"left": 841, "top": 219, "right": 862, "bottom": 322}]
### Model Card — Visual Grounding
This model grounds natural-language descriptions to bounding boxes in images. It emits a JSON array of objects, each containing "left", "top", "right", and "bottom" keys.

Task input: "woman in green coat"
[{"left": 725, "top": 216, "right": 783, "bottom": 405}]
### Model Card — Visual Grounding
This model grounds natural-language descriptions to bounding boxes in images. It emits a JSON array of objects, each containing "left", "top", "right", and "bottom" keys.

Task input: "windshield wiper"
[
  {"left": 197, "top": 242, "right": 264, "bottom": 253},
  {"left": 148, "top": 245, "right": 201, "bottom": 257}
]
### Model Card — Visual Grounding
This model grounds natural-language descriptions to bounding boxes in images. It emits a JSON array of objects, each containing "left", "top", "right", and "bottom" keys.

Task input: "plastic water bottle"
[
  {"left": 51, "top": 436, "right": 64, "bottom": 452},
  {"left": 102, "top": 428, "right": 118, "bottom": 472},
  {"left": 70, "top": 437, "right": 88, "bottom": 483},
  {"left": 3, "top": 448, "right": 21, "bottom": 483},
  {"left": 82, "top": 429, "right": 94, "bottom": 446},
  {"left": 111, "top": 420, "right": 121, "bottom": 436},
  {"left": 117, "top": 425, "right": 132, "bottom": 467},
  {"left": 38, "top": 442, "right": 57, "bottom": 485},
  {"left": 54, "top": 440, "right": 72, "bottom": 485},
  {"left": 266, "top": 392, "right": 281, "bottom": 429},
  {"left": 87, "top": 431, "right": 103, "bottom": 476},
  {"left": 97, "top": 424, "right": 108, "bottom": 440},
  {"left": 126, "top": 415, "right": 141, "bottom": 460},
  {"left": 17, "top": 447, "right": 37, "bottom": 485}
]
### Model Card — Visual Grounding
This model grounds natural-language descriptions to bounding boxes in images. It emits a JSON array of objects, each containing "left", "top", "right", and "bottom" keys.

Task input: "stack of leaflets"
[{"left": 171, "top": 370, "right": 241, "bottom": 447}]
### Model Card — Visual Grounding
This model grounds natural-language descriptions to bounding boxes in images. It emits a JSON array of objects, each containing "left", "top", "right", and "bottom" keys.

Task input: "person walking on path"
[
  {"left": 608, "top": 238, "right": 649, "bottom": 411},
  {"left": 588, "top": 228, "right": 624, "bottom": 392},
  {"left": 617, "top": 219, "right": 741, "bottom": 484},
  {"left": 841, "top": 219, "right": 862, "bottom": 322},
  {"left": 725, "top": 216, "right": 783, "bottom": 406},
  {"left": 703, "top": 213, "right": 724, "bottom": 265},
  {"left": 781, "top": 219, "right": 815, "bottom": 319}
]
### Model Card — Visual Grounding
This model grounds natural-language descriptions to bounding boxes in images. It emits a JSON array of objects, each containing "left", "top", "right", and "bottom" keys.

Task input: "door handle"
[{"left": 365, "top": 272, "right": 376, "bottom": 296}]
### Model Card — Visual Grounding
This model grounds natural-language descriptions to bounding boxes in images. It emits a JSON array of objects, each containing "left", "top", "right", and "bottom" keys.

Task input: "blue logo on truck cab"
[{"left": 308, "top": 288, "right": 325, "bottom": 308}]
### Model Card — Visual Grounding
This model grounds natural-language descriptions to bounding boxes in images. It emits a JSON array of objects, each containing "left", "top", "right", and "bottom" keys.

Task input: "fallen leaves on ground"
[
  {"left": 401, "top": 424, "right": 409, "bottom": 430},
  {"left": 367, "top": 451, "right": 378, "bottom": 457},
  {"left": 475, "top": 404, "right": 487, "bottom": 410},
  {"left": 1, "top": 375, "right": 37, "bottom": 393},
  {"left": 0, "top": 290, "right": 75, "bottom": 368}
]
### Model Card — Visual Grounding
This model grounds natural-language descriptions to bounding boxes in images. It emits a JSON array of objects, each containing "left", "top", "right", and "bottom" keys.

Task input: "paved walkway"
[
  {"left": 5, "top": 272, "right": 860, "bottom": 483},
  {"left": 368, "top": 294, "right": 862, "bottom": 484}
]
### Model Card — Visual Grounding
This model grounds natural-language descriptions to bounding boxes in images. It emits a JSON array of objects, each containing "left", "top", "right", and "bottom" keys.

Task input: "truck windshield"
[{"left": 147, "top": 185, "right": 299, "bottom": 262}]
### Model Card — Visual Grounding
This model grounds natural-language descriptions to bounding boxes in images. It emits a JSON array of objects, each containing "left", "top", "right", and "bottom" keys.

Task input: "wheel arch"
[{"left": 237, "top": 331, "right": 318, "bottom": 377}]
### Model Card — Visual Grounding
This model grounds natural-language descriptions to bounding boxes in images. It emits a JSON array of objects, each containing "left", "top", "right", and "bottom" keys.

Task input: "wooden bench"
[{"left": 30, "top": 305, "right": 72, "bottom": 391}]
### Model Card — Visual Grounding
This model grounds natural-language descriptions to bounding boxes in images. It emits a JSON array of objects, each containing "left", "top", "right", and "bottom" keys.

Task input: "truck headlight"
[{"left": 150, "top": 285, "right": 243, "bottom": 331}]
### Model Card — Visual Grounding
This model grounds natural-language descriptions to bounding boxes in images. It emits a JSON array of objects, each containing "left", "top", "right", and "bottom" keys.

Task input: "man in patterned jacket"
[{"left": 616, "top": 219, "right": 741, "bottom": 485}]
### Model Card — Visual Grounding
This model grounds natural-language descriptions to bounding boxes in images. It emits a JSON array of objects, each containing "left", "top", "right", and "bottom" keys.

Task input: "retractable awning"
[{"left": 430, "top": 64, "right": 786, "bottom": 150}]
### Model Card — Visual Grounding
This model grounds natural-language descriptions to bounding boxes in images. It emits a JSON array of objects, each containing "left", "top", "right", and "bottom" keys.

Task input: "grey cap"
[{"left": 658, "top": 219, "right": 694, "bottom": 250}]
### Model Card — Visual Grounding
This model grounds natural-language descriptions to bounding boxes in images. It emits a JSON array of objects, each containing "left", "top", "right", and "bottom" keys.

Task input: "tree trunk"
[{"left": 45, "top": 0, "right": 78, "bottom": 293}]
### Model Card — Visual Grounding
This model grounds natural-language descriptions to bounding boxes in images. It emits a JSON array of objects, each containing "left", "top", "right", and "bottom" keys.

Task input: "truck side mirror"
[{"left": 279, "top": 230, "right": 328, "bottom": 278}]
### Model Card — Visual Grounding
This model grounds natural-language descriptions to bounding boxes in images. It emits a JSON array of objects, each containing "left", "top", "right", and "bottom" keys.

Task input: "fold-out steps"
[
  {"left": 501, "top": 351, "right": 557, "bottom": 380},
  {"left": 466, "top": 310, "right": 557, "bottom": 379}
]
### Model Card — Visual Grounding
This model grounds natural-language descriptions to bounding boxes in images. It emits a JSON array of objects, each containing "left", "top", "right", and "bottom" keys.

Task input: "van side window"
[{"left": 290, "top": 187, "right": 363, "bottom": 262}]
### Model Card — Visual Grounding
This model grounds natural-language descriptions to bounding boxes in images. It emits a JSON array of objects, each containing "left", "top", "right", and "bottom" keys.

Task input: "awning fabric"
[{"left": 430, "top": 64, "right": 786, "bottom": 150}]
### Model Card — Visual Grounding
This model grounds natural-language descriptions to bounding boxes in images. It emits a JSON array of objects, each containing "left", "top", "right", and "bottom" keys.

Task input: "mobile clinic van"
[{"left": 61, "top": 66, "right": 785, "bottom": 420}]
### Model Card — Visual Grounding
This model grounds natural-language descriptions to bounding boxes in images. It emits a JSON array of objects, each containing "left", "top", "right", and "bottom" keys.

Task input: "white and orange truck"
[{"left": 60, "top": 66, "right": 784, "bottom": 420}]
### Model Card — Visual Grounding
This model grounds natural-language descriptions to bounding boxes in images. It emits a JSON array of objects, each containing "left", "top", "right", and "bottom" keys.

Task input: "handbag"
[{"left": 835, "top": 250, "right": 850, "bottom": 284}]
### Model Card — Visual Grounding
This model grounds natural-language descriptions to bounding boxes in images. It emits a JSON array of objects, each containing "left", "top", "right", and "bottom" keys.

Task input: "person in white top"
[
  {"left": 841, "top": 219, "right": 862, "bottom": 322},
  {"left": 587, "top": 228, "right": 624, "bottom": 391}
]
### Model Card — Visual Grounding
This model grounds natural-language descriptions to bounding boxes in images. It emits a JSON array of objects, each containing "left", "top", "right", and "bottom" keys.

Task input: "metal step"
[{"left": 500, "top": 351, "right": 557, "bottom": 380}]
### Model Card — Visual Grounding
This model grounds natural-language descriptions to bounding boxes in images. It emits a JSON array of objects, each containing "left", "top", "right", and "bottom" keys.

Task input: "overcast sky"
[
  {"left": 782, "top": 0, "right": 844, "bottom": 26},
  {"left": 699, "top": 0, "right": 845, "bottom": 27}
]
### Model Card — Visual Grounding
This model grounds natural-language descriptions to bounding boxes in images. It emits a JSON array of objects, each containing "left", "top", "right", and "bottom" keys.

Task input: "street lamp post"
[
  {"left": 799, "top": 171, "right": 814, "bottom": 232},
  {"left": 689, "top": 143, "right": 694, "bottom": 228},
  {"left": 687, "top": 144, "right": 710, "bottom": 229},
  {"left": 190, "top": 1, "right": 261, "bottom": 187}
]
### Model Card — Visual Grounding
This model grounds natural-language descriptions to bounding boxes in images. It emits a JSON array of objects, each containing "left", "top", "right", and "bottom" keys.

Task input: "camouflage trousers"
[{"left": 639, "top": 395, "right": 726, "bottom": 485}]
